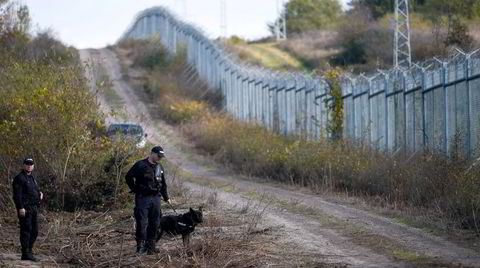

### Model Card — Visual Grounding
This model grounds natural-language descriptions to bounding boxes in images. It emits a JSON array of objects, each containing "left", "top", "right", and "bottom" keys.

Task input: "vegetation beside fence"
[{"left": 119, "top": 38, "right": 480, "bottom": 233}]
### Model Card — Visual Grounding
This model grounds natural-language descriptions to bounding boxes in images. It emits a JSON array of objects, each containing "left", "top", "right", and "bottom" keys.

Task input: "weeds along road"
[{"left": 79, "top": 48, "right": 480, "bottom": 268}]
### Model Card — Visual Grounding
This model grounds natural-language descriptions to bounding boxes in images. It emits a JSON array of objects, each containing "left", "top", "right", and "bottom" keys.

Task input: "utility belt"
[
  {"left": 23, "top": 203, "right": 39, "bottom": 210},
  {"left": 22, "top": 198, "right": 40, "bottom": 208},
  {"left": 136, "top": 192, "right": 161, "bottom": 197},
  {"left": 135, "top": 187, "right": 161, "bottom": 197},
  {"left": 135, "top": 180, "right": 162, "bottom": 196}
]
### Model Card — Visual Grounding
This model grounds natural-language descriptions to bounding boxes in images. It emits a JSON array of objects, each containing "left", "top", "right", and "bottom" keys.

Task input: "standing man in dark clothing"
[
  {"left": 125, "top": 146, "right": 170, "bottom": 255},
  {"left": 12, "top": 157, "right": 43, "bottom": 262}
]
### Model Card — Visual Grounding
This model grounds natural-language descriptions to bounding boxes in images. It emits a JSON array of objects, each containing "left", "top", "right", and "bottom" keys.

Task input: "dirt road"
[{"left": 78, "top": 48, "right": 480, "bottom": 267}]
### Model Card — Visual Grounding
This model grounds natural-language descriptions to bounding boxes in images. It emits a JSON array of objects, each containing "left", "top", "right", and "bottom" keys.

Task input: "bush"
[
  {"left": 120, "top": 39, "right": 223, "bottom": 114},
  {"left": 0, "top": 1, "right": 155, "bottom": 214},
  {"left": 27, "top": 30, "right": 79, "bottom": 65},
  {"left": 133, "top": 42, "right": 169, "bottom": 70},
  {"left": 118, "top": 38, "right": 170, "bottom": 70},
  {"left": 0, "top": 39, "right": 143, "bottom": 212},
  {"left": 184, "top": 113, "right": 480, "bottom": 230},
  {"left": 330, "top": 39, "right": 367, "bottom": 66},
  {"left": 276, "top": 30, "right": 340, "bottom": 71},
  {"left": 162, "top": 97, "right": 210, "bottom": 124},
  {"left": 227, "top": 35, "right": 246, "bottom": 45}
]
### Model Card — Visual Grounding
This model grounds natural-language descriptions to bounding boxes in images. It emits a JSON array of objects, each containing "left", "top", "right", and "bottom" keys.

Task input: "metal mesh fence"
[
  {"left": 471, "top": 79, "right": 480, "bottom": 157},
  {"left": 433, "top": 87, "right": 446, "bottom": 152},
  {"left": 121, "top": 7, "right": 480, "bottom": 157}
]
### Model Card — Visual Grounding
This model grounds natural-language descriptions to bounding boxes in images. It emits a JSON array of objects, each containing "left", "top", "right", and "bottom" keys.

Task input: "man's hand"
[
  {"left": 40, "top": 192, "right": 43, "bottom": 201},
  {"left": 166, "top": 199, "right": 171, "bottom": 204},
  {"left": 18, "top": 208, "right": 26, "bottom": 217}
]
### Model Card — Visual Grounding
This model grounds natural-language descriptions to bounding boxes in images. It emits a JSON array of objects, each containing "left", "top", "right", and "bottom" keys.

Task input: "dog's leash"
[{"left": 166, "top": 201, "right": 179, "bottom": 215}]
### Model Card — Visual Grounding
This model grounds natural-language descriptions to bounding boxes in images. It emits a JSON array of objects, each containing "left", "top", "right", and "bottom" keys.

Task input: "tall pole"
[
  {"left": 394, "top": 0, "right": 411, "bottom": 69},
  {"left": 276, "top": 0, "right": 287, "bottom": 41},
  {"left": 220, "top": 0, "right": 227, "bottom": 38},
  {"left": 182, "top": 0, "right": 187, "bottom": 18}
]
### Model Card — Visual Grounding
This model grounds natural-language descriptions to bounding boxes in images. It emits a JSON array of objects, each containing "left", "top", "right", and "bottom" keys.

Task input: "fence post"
[
  {"left": 285, "top": 76, "right": 296, "bottom": 135},
  {"left": 295, "top": 75, "right": 307, "bottom": 138}
]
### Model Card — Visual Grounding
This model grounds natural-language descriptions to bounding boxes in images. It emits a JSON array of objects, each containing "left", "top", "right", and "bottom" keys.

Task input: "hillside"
[
  {"left": 223, "top": 41, "right": 308, "bottom": 71},
  {"left": 227, "top": 13, "right": 480, "bottom": 74}
]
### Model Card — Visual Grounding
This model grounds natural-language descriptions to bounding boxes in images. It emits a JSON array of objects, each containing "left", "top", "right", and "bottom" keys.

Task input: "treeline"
[
  {"left": 0, "top": 0, "right": 144, "bottom": 213},
  {"left": 271, "top": 0, "right": 480, "bottom": 72}
]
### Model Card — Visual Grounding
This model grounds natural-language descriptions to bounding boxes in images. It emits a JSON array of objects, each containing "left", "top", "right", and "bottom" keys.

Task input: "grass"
[
  {"left": 391, "top": 215, "right": 439, "bottom": 234},
  {"left": 95, "top": 63, "right": 125, "bottom": 114},
  {"left": 224, "top": 41, "right": 307, "bottom": 71},
  {"left": 183, "top": 111, "right": 480, "bottom": 234},
  {"left": 180, "top": 171, "right": 466, "bottom": 267},
  {"left": 179, "top": 170, "right": 241, "bottom": 195},
  {"left": 236, "top": 43, "right": 306, "bottom": 71},
  {"left": 243, "top": 189, "right": 451, "bottom": 266},
  {"left": 392, "top": 250, "right": 432, "bottom": 262},
  {"left": 0, "top": 159, "right": 296, "bottom": 267}
]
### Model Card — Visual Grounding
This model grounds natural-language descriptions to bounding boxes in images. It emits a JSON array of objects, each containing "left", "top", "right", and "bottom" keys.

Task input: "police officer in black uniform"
[
  {"left": 12, "top": 157, "right": 43, "bottom": 262},
  {"left": 125, "top": 146, "right": 170, "bottom": 255}
]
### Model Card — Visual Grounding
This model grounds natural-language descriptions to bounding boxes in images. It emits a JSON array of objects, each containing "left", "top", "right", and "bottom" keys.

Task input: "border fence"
[{"left": 121, "top": 7, "right": 480, "bottom": 158}]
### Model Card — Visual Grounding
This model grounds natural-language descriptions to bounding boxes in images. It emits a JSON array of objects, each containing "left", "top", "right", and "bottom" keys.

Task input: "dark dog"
[{"left": 156, "top": 207, "right": 203, "bottom": 246}]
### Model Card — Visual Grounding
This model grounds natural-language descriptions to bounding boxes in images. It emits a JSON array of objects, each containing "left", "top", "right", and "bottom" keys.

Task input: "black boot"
[
  {"left": 136, "top": 240, "right": 147, "bottom": 255},
  {"left": 20, "top": 247, "right": 27, "bottom": 260},
  {"left": 146, "top": 240, "right": 160, "bottom": 255},
  {"left": 29, "top": 247, "right": 39, "bottom": 262},
  {"left": 21, "top": 248, "right": 38, "bottom": 262}
]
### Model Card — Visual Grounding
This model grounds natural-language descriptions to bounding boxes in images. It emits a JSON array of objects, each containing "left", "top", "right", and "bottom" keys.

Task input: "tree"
[
  {"left": 348, "top": 0, "right": 427, "bottom": 19},
  {"left": 0, "top": 0, "right": 30, "bottom": 49},
  {"left": 330, "top": 4, "right": 371, "bottom": 67},
  {"left": 348, "top": 0, "right": 394, "bottom": 19},
  {"left": 0, "top": 0, "right": 139, "bottom": 212},
  {"left": 269, "top": 0, "right": 343, "bottom": 35},
  {"left": 418, "top": 0, "right": 480, "bottom": 20},
  {"left": 418, "top": 0, "right": 480, "bottom": 49}
]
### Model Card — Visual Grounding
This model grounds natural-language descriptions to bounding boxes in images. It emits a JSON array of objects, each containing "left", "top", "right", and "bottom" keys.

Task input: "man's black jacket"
[
  {"left": 12, "top": 170, "right": 41, "bottom": 210},
  {"left": 125, "top": 158, "right": 169, "bottom": 200}
]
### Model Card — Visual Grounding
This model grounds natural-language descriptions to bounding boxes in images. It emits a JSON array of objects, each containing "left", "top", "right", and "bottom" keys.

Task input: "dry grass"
[
  {"left": 277, "top": 30, "right": 341, "bottom": 70},
  {"left": 223, "top": 41, "right": 306, "bottom": 71},
  {"left": 116, "top": 38, "right": 480, "bottom": 235},
  {"left": 0, "top": 209, "right": 278, "bottom": 267},
  {"left": 0, "top": 169, "right": 284, "bottom": 267},
  {"left": 183, "top": 112, "right": 480, "bottom": 231}
]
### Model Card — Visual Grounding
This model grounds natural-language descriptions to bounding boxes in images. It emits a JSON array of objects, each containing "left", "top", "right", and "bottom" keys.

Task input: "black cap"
[
  {"left": 151, "top": 146, "right": 165, "bottom": 156},
  {"left": 23, "top": 157, "right": 34, "bottom": 165}
]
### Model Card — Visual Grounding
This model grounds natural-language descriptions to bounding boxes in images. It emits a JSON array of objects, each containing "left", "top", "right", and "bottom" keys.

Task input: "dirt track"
[{"left": 75, "top": 48, "right": 480, "bottom": 267}]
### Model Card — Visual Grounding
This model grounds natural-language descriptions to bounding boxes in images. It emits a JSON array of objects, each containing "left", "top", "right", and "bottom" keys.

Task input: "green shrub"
[{"left": 227, "top": 35, "right": 247, "bottom": 45}]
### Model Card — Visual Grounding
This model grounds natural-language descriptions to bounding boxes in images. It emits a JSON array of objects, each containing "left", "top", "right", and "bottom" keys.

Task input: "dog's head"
[{"left": 188, "top": 206, "right": 203, "bottom": 225}]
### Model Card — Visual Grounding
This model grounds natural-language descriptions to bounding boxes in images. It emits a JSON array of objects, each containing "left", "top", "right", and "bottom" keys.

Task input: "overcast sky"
[{"left": 22, "top": 0, "right": 350, "bottom": 49}]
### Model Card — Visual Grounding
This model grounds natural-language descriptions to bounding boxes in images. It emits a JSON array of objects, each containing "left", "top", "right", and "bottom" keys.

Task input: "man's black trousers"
[
  {"left": 134, "top": 194, "right": 162, "bottom": 241},
  {"left": 19, "top": 207, "right": 38, "bottom": 251}
]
